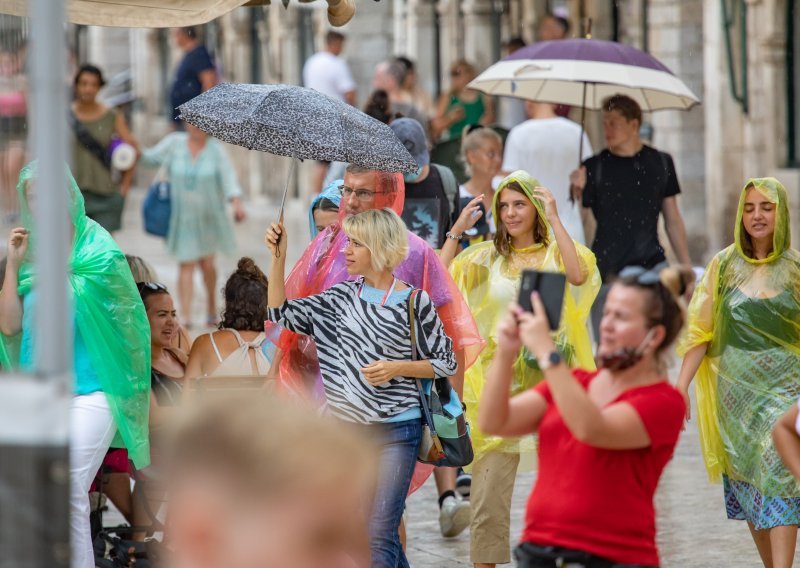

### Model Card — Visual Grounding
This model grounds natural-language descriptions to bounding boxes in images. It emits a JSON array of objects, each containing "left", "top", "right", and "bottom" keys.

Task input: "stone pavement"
[{"left": 110, "top": 186, "right": 784, "bottom": 567}]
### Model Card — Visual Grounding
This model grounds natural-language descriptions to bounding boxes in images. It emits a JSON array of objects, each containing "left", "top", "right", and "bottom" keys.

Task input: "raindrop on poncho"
[
  {"left": 449, "top": 170, "right": 600, "bottom": 460},
  {"left": 678, "top": 178, "right": 800, "bottom": 498},
  {"left": 0, "top": 163, "right": 151, "bottom": 468}
]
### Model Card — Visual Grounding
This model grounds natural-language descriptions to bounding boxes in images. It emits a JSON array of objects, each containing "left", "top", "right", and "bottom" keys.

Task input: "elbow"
[{"left": 567, "top": 271, "right": 587, "bottom": 287}]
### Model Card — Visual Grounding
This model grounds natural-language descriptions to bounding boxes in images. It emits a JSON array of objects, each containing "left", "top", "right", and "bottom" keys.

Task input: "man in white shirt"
[
  {"left": 502, "top": 101, "right": 592, "bottom": 244},
  {"left": 302, "top": 30, "right": 356, "bottom": 106}
]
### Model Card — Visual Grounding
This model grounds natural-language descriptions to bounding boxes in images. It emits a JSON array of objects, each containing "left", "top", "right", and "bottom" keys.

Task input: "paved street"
[{"left": 106, "top": 185, "right": 780, "bottom": 567}]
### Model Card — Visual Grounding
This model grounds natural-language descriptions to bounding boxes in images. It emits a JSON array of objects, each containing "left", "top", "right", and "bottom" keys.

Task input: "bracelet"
[{"left": 445, "top": 231, "right": 463, "bottom": 241}]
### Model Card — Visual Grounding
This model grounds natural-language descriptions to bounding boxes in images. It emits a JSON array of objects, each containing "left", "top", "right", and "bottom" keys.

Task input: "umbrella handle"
[{"left": 274, "top": 156, "right": 298, "bottom": 259}]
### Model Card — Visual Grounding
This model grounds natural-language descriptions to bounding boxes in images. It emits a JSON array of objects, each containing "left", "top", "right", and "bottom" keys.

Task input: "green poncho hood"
[{"left": 2, "top": 162, "right": 150, "bottom": 468}]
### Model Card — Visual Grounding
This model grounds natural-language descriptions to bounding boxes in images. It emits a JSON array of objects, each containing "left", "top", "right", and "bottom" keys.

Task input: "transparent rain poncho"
[
  {"left": 678, "top": 178, "right": 800, "bottom": 497},
  {"left": 0, "top": 163, "right": 151, "bottom": 468},
  {"left": 449, "top": 170, "right": 600, "bottom": 459}
]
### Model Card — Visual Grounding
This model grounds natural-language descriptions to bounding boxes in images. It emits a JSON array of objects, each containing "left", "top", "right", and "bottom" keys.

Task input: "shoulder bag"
[
  {"left": 408, "top": 289, "right": 474, "bottom": 467},
  {"left": 142, "top": 143, "right": 175, "bottom": 238}
]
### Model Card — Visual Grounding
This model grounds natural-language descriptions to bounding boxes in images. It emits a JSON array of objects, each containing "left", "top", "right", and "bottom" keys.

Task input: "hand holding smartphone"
[{"left": 517, "top": 270, "right": 566, "bottom": 331}]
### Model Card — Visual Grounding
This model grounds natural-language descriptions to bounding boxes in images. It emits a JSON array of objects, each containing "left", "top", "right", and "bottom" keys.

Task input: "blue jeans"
[{"left": 368, "top": 418, "right": 422, "bottom": 568}]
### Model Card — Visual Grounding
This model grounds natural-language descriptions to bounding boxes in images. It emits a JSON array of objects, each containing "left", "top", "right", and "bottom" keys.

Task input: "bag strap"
[
  {"left": 69, "top": 110, "right": 111, "bottom": 170},
  {"left": 433, "top": 163, "right": 458, "bottom": 224},
  {"left": 408, "top": 290, "right": 438, "bottom": 437}
]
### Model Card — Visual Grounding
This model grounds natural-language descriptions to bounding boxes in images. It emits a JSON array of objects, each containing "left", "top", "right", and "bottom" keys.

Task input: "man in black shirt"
[
  {"left": 570, "top": 94, "right": 691, "bottom": 335},
  {"left": 170, "top": 27, "right": 218, "bottom": 128},
  {"left": 389, "top": 118, "right": 458, "bottom": 250}
]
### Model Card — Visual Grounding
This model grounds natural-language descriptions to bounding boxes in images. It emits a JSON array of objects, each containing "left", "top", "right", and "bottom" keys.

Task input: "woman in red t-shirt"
[{"left": 479, "top": 266, "right": 692, "bottom": 568}]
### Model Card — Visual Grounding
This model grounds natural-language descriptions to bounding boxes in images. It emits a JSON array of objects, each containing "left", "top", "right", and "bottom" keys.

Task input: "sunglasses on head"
[
  {"left": 618, "top": 266, "right": 661, "bottom": 286},
  {"left": 137, "top": 281, "right": 168, "bottom": 293}
]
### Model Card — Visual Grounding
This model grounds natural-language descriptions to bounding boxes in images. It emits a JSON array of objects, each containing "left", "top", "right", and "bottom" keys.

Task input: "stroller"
[{"left": 90, "top": 451, "right": 165, "bottom": 568}]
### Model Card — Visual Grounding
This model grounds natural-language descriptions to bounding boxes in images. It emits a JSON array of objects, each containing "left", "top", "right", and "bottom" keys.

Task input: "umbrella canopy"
[
  {"left": 469, "top": 38, "right": 699, "bottom": 111},
  {"left": 179, "top": 83, "right": 418, "bottom": 173}
]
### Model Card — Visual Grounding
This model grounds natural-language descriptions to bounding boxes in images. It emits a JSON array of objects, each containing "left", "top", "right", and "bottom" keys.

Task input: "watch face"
[{"left": 548, "top": 351, "right": 562, "bottom": 366}]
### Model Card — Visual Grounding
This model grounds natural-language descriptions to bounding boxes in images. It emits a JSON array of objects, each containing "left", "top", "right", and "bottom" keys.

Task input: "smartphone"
[{"left": 518, "top": 270, "right": 566, "bottom": 331}]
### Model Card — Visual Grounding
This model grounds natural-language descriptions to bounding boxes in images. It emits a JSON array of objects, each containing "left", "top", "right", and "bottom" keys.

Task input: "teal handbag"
[{"left": 408, "top": 290, "right": 474, "bottom": 467}]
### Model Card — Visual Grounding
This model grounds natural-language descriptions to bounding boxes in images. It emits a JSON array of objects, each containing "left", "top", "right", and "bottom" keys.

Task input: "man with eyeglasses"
[
  {"left": 265, "top": 164, "right": 482, "bottom": 539},
  {"left": 502, "top": 101, "right": 592, "bottom": 245}
]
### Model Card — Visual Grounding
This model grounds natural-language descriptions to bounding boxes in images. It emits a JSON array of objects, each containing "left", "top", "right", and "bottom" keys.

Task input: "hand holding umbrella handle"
[{"left": 265, "top": 220, "right": 287, "bottom": 259}]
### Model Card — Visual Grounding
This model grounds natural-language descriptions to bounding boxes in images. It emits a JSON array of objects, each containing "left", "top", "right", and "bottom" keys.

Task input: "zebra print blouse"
[{"left": 266, "top": 279, "right": 457, "bottom": 424}]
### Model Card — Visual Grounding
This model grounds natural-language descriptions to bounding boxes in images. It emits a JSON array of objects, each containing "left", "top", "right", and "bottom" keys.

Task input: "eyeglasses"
[
  {"left": 618, "top": 266, "right": 661, "bottom": 286},
  {"left": 341, "top": 186, "right": 385, "bottom": 202},
  {"left": 137, "top": 281, "right": 168, "bottom": 293}
]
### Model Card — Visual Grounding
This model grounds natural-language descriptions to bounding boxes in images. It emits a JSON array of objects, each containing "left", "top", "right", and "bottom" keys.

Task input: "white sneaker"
[{"left": 439, "top": 495, "right": 470, "bottom": 538}]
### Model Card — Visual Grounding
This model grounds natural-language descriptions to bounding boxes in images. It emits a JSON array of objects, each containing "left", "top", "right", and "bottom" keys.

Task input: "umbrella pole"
[
  {"left": 275, "top": 155, "right": 297, "bottom": 259},
  {"left": 570, "top": 82, "right": 589, "bottom": 204}
]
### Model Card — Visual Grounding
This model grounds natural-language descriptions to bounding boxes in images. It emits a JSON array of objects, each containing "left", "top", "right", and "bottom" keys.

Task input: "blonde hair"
[
  {"left": 460, "top": 127, "right": 503, "bottom": 177},
  {"left": 342, "top": 208, "right": 409, "bottom": 272},
  {"left": 125, "top": 254, "right": 158, "bottom": 283},
  {"left": 167, "top": 394, "right": 375, "bottom": 498}
]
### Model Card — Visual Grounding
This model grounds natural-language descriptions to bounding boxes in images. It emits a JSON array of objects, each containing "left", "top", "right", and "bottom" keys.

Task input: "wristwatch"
[
  {"left": 445, "top": 231, "right": 463, "bottom": 241},
  {"left": 538, "top": 350, "right": 562, "bottom": 371}
]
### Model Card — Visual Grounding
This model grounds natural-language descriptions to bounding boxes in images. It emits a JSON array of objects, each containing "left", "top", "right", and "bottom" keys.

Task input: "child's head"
[{"left": 165, "top": 395, "right": 375, "bottom": 568}]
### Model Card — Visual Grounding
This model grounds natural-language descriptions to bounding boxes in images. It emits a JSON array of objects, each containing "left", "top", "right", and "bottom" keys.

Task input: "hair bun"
[
  {"left": 237, "top": 257, "right": 259, "bottom": 277},
  {"left": 659, "top": 265, "right": 695, "bottom": 299}
]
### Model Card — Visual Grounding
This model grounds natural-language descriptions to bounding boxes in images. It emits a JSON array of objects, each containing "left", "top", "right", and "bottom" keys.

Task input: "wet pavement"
[{"left": 110, "top": 186, "right": 778, "bottom": 567}]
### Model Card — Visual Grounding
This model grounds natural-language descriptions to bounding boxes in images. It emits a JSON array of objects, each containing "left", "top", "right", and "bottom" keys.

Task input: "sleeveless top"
[
  {"left": 208, "top": 328, "right": 271, "bottom": 376},
  {"left": 71, "top": 108, "right": 117, "bottom": 196}
]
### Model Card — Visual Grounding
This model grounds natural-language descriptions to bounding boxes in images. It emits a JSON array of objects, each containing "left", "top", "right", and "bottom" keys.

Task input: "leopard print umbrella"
[{"left": 178, "top": 82, "right": 418, "bottom": 173}]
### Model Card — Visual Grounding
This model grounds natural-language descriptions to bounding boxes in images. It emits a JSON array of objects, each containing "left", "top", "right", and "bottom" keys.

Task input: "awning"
[{"left": 0, "top": 0, "right": 354, "bottom": 27}]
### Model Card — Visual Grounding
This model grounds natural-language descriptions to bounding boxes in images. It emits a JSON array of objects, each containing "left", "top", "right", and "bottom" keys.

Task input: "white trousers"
[{"left": 70, "top": 392, "right": 116, "bottom": 568}]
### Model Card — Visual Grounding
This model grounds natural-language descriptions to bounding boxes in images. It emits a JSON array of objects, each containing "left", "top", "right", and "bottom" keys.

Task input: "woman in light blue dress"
[{"left": 141, "top": 123, "right": 245, "bottom": 328}]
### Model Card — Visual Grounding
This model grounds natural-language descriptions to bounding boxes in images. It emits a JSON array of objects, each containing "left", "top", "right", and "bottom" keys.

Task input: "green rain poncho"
[
  {"left": 449, "top": 170, "right": 600, "bottom": 459},
  {"left": 679, "top": 178, "right": 800, "bottom": 503},
  {"left": 0, "top": 163, "right": 151, "bottom": 468}
]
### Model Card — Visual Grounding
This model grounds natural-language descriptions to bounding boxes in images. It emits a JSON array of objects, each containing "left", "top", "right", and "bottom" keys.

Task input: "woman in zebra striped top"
[{"left": 265, "top": 207, "right": 456, "bottom": 568}]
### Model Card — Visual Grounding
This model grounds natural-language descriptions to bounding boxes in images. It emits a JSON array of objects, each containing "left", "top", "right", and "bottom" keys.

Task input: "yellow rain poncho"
[
  {"left": 449, "top": 170, "right": 600, "bottom": 458},
  {"left": 679, "top": 178, "right": 800, "bottom": 522}
]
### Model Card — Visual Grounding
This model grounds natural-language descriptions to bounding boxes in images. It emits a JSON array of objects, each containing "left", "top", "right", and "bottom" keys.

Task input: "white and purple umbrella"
[
  {"left": 469, "top": 38, "right": 700, "bottom": 201},
  {"left": 469, "top": 38, "right": 700, "bottom": 111}
]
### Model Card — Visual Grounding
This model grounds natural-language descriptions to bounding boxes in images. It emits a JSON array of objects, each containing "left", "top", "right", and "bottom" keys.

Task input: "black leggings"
[{"left": 514, "top": 542, "right": 659, "bottom": 568}]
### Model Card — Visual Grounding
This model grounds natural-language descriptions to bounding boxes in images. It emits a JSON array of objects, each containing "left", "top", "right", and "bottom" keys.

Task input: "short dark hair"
[
  {"left": 602, "top": 94, "right": 643, "bottom": 125},
  {"left": 74, "top": 64, "right": 106, "bottom": 89},
  {"left": 505, "top": 37, "right": 526, "bottom": 52},
  {"left": 363, "top": 90, "right": 393, "bottom": 124},
  {"left": 551, "top": 15, "right": 570, "bottom": 36},
  {"left": 219, "top": 257, "right": 269, "bottom": 332},
  {"left": 180, "top": 26, "right": 198, "bottom": 40},
  {"left": 326, "top": 30, "right": 345, "bottom": 45},
  {"left": 394, "top": 56, "right": 414, "bottom": 72}
]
